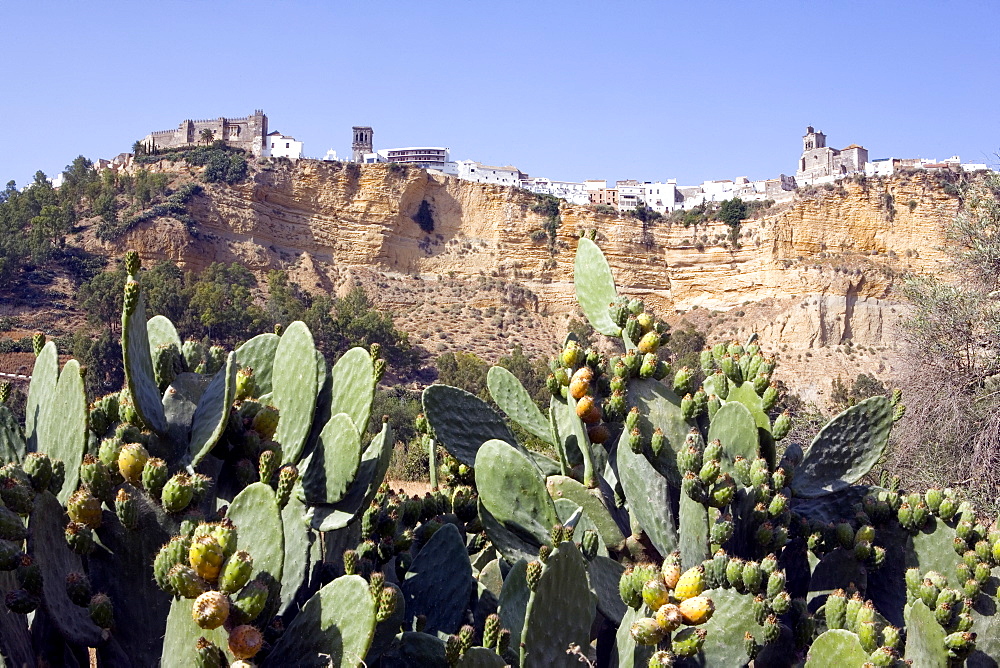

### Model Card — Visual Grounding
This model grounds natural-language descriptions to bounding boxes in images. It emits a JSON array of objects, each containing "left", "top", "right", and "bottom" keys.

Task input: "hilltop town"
[{"left": 89, "top": 110, "right": 989, "bottom": 214}]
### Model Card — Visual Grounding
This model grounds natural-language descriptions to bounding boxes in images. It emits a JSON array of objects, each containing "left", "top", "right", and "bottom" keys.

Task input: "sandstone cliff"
[{"left": 88, "top": 160, "right": 962, "bottom": 403}]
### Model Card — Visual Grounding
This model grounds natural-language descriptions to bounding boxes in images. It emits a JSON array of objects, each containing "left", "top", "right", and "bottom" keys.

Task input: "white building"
[
  {"left": 455, "top": 160, "right": 523, "bottom": 187},
  {"left": 640, "top": 180, "right": 679, "bottom": 214},
  {"left": 616, "top": 180, "right": 644, "bottom": 212},
  {"left": 322, "top": 149, "right": 340, "bottom": 161},
  {"left": 265, "top": 131, "right": 303, "bottom": 159},
  {"left": 521, "top": 177, "right": 590, "bottom": 205}
]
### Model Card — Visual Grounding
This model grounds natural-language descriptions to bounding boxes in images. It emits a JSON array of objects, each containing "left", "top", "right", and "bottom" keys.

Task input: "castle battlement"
[{"left": 142, "top": 111, "right": 268, "bottom": 157}]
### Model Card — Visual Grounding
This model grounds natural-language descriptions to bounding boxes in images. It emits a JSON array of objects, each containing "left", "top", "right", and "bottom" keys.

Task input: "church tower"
[
  {"left": 352, "top": 126, "right": 373, "bottom": 162},
  {"left": 802, "top": 126, "right": 826, "bottom": 151}
]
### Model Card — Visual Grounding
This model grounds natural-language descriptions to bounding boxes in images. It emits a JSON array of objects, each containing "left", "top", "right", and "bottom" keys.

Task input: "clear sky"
[{"left": 1, "top": 1, "right": 997, "bottom": 189}]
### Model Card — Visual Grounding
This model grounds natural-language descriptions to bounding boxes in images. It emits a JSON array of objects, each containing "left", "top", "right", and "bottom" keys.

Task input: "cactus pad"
[
  {"left": 706, "top": 401, "right": 760, "bottom": 479},
  {"left": 36, "top": 358, "right": 87, "bottom": 502},
  {"left": 627, "top": 378, "right": 693, "bottom": 485},
  {"left": 791, "top": 397, "right": 893, "bottom": 498},
  {"left": 227, "top": 482, "right": 285, "bottom": 589},
  {"left": 457, "top": 646, "right": 507, "bottom": 667},
  {"left": 402, "top": 523, "right": 474, "bottom": 635},
  {"left": 724, "top": 381, "right": 771, "bottom": 430},
  {"left": 804, "top": 629, "right": 869, "bottom": 666},
  {"left": 278, "top": 485, "right": 313, "bottom": 615},
  {"left": 233, "top": 332, "right": 280, "bottom": 396},
  {"left": 25, "top": 340, "right": 57, "bottom": 453},
  {"left": 263, "top": 575, "right": 377, "bottom": 668},
  {"left": 272, "top": 321, "right": 320, "bottom": 465},
  {"left": 904, "top": 600, "right": 950, "bottom": 667},
  {"left": 28, "top": 492, "right": 103, "bottom": 646},
  {"left": 308, "top": 421, "right": 393, "bottom": 531},
  {"left": 161, "top": 597, "right": 230, "bottom": 667},
  {"left": 422, "top": 384, "right": 517, "bottom": 468},
  {"left": 326, "top": 347, "right": 375, "bottom": 436},
  {"left": 476, "top": 439, "right": 559, "bottom": 547},
  {"left": 678, "top": 492, "right": 710, "bottom": 569},
  {"left": 0, "top": 405, "right": 25, "bottom": 464},
  {"left": 574, "top": 237, "right": 621, "bottom": 336},
  {"left": 188, "top": 352, "right": 236, "bottom": 466},
  {"left": 488, "top": 366, "right": 553, "bottom": 445},
  {"left": 520, "top": 542, "right": 596, "bottom": 667},
  {"left": 301, "top": 413, "right": 362, "bottom": 505},
  {"left": 146, "top": 315, "right": 182, "bottom": 358},
  {"left": 546, "top": 475, "right": 626, "bottom": 549},
  {"left": 617, "top": 434, "right": 678, "bottom": 557},
  {"left": 121, "top": 284, "right": 168, "bottom": 434}
]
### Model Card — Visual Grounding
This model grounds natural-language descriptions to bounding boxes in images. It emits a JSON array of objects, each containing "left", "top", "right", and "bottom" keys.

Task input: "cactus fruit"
[
  {"left": 276, "top": 465, "right": 298, "bottom": 509},
  {"left": 65, "top": 522, "right": 95, "bottom": 556},
  {"left": 89, "top": 593, "right": 114, "bottom": 629},
  {"left": 162, "top": 473, "right": 194, "bottom": 513},
  {"left": 189, "top": 535, "right": 226, "bottom": 583},
  {"left": 231, "top": 579, "right": 268, "bottom": 624},
  {"left": 654, "top": 603, "right": 685, "bottom": 633},
  {"left": 118, "top": 443, "right": 149, "bottom": 485},
  {"left": 67, "top": 488, "right": 102, "bottom": 529},
  {"left": 674, "top": 566, "right": 705, "bottom": 601},
  {"left": 642, "top": 577, "right": 671, "bottom": 610},
  {"left": 228, "top": 624, "right": 264, "bottom": 660},
  {"left": 219, "top": 550, "right": 253, "bottom": 594},
  {"left": 66, "top": 572, "right": 92, "bottom": 607},
  {"left": 679, "top": 596, "right": 714, "bottom": 625},
  {"left": 672, "top": 627, "right": 706, "bottom": 657},
  {"left": 5, "top": 589, "right": 38, "bottom": 614},
  {"left": 192, "top": 590, "right": 230, "bottom": 630},
  {"left": 22, "top": 453, "right": 53, "bottom": 492},
  {"left": 167, "top": 564, "right": 209, "bottom": 599},
  {"left": 251, "top": 406, "right": 279, "bottom": 440},
  {"left": 630, "top": 617, "right": 666, "bottom": 646},
  {"left": 195, "top": 638, "right": 226, "bottom": 668},
  {"left": 115, "top": 488, "right": 138, "bottom": 530}
]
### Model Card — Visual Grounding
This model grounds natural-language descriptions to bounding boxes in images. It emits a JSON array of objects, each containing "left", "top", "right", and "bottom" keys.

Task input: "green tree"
[
  {"left": 200, "top": 128, "right": 215, "bottom": 145},
  {"left": 718, "top": 198, "right": 747, "bottom": 227},
  {"left": 79, "top": 265, "right": 126, "bottom": 334},
  {"left": 436, "top": 351, "right": 490, "bottom": 400},
  {"left": 185, "top": 263, "right": 267, "bottom": 345},
  {"left": 266, "top": 270, "right": 308, "bottom": 326}
]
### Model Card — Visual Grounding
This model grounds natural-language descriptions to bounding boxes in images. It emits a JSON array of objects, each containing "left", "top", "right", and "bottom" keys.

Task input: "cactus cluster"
[{"left": 0, "top": 240, "right": 998, "bottom": 666}]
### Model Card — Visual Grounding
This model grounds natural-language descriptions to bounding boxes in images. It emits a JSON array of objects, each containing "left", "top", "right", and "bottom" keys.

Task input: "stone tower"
[
  {"left": 802, "top": 126, "right": 826, "bottom": 151},
  {"left": 352, "top": 126, "right": 373, "bottom": 162}
]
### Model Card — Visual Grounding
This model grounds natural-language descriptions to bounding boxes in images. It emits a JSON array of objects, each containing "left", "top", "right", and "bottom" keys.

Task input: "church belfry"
[
  {"left": 352, "top": 126, "right": 373, "bottom": 162},
  {"left": 803, "top": 126, "right": 826, "bottom": 151}
]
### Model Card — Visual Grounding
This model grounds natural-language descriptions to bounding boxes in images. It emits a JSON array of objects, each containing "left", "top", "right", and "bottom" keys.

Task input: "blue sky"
[{"left": 1, "top": 1, "right": 997, "bottom": 188}]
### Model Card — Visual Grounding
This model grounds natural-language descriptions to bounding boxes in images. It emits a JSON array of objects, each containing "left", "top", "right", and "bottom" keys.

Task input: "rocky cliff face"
[{"left": 93, "top": 160, "right": 961, "bottom": 403}]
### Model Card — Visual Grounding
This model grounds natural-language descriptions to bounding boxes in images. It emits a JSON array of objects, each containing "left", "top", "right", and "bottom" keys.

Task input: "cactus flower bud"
[
  {"left": 526, "top": 561, "right": 543, "bottom": 591},
  {"left": 276, "top": 465, "right": 298, "bottom": 509}
]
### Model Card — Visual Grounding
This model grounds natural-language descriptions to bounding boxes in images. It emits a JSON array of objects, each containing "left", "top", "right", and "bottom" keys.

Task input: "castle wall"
[{"left": 144, "top": 111, "right": 267, "bottom": 156}]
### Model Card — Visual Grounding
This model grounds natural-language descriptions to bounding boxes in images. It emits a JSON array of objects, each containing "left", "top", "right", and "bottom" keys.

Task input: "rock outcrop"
[{"left": 90, "top": 160, "right": 963, "bottom": 402}]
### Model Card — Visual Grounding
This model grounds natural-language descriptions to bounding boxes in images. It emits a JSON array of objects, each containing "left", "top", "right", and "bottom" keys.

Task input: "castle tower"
[
  {"left": 803, "top": 126, "right": 826, "bottom": 151},
  {"left": 352, "top": 126, "right": 373, "bottom": 162}
]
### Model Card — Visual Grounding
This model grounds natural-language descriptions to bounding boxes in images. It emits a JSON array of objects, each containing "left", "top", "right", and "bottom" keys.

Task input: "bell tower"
[
  {"left": 352, "top": 126, "right": 373, "bottom": 162},
  {"left": 803, "top": 126, "right": 826, "bottom": 152}
]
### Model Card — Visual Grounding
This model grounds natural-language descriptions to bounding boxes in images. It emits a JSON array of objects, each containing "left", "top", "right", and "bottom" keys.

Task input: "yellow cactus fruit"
[
  {"left": 661, "top": 561, "right": 681, "bottom": 591},
  {"left": 575, "top": 395, "right": 602, "bottom": 424},
  {"left": 654, "top": 603, "right": 685, "bottom": 632},
  {"left": 673, "top": 565, "right": 705, "bottom": 601},
  {"left": 569, "top": 367, "right": 594, "bottom": 400},
  {"left": 679, "top": 595, "right": 715, "bottom": 625}
]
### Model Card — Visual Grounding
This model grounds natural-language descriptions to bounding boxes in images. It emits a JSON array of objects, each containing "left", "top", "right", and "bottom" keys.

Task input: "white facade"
[
  {"left": 616, "top": 180, "right": 644, "bottom": 212},
  {"left": 265, "top": 132, "right": 303, "bottom": 159},
  {"left": 522, "top": 177, "right": 590, "bottom": 205},
  {"left": 640, "top": 180, "right": 679, "bottom": 214},
  {"left": 455, "top": 160, "right": 522, "bottom": 187},
  {"left": 322, "top": 149, "right": 340, "bottom": 161}
]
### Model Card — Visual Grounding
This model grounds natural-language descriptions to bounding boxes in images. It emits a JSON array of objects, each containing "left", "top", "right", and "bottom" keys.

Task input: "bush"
[{"left": 413, "top": 200, "right": 434, "bottom": 233}]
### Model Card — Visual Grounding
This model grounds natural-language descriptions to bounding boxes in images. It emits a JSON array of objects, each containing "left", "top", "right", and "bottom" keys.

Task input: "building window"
[{"left": 286, "top": 143, "right": 290, "bottom": 149}]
